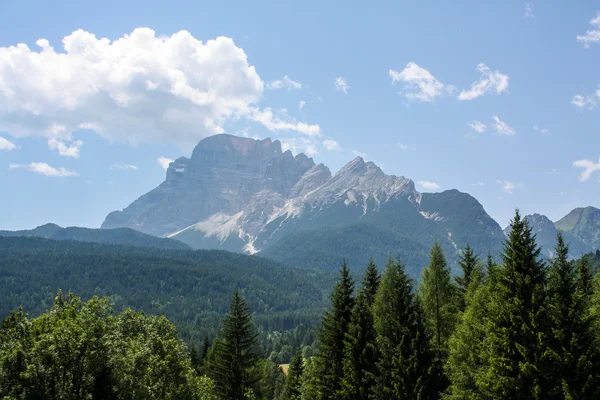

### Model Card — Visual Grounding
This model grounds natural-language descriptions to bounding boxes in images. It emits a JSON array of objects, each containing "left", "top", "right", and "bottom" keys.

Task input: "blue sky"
[{"left": 1, "top": 0, "right": 600, "bottom": 230}]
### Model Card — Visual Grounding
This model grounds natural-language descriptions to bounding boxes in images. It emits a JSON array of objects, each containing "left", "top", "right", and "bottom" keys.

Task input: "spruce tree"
[
  {"left": 479, "top": 210, "right": 549, "bottom": 398},
  {"left": 313, "top": 260, "right": 355, "bottom": 399},
  {"left": 455, "top": 243, "right": 479, "bottom": 297},
  {"left": 282, "top": 352, "right": 304, "bottom": 400},
  {"left": 208, "top": 290, "right": 261, "bottom": 400},
  {"left": 445, "top": 262, "right": 489, "bottom": 399},
  {"left": 544, "top": 233, "right": 599, "bottom": 399},
  {"left": 577, "top": 256, "right": 594, "bottom": 299},
  {"left": 419, "top": 241, "right": 459, "bottom": 392},
  {"left": 362, "top": 259, "right": 381, "bottom": 307},
  {"left": 339, "top": 291, "right": 378, "bottom": 400},
  {"left": 372, "top": 258, "right": 434, "bottom": 399}
]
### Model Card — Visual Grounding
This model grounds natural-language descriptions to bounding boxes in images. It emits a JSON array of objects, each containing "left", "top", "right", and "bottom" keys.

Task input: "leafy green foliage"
[
  {"left": 0, "top": 292, "right": 215, "bottom": 399},
  {"left": 282, "top": 352, "right": 304, "bottom": 400}
]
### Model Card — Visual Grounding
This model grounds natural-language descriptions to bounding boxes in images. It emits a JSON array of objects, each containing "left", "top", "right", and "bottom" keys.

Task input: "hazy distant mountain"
[
  {"left": 503, "top": 214, "right": 593, "bottom": 259},
  {"left": 103, "top": 134, "right": 505, "bottom": 275},
  {"left": 0, "top": 223, "right": 190, "bottom": 250}
]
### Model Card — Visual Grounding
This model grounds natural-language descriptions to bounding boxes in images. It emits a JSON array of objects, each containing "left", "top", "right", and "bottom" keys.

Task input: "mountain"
[
  {"left": 0, "top": 236, "right": 333, "bottom": 343},
  {"left": 555, "top": 206, "right": 600, "bottom": 250},
  {"left": 0, "top": 223, "right": 191, "bottom": 250},
  {"left": 503, "top": 213, "right": 593, "bottom": 259},
  {"left": 102, "top": 134, "right": 506, "bottom": 275}
]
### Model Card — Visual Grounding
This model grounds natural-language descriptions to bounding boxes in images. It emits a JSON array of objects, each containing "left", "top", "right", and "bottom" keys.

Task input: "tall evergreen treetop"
[
  {"left": 480, "top": 210, "right": 548, "bottom": 399},
  {"left": 362, "top": 259, "right": 381, "bottom": 307},
  {"left": 314, "top": 260, "right": 355, "bottom": 399},
  {"left": 577, "top": 256, "right": 594, "bottom": 300},
  {"left": 455, "top": 244, "right": 479, "bottom": 296},
  {"left": 282, "top": 352, "right": 304, "bottom": 400},
  {"left": 208, "top": 290, "right": 261, "bottom": 400},
  {"left": 373, "top": 258, "right": 434, "bottom": 399}
]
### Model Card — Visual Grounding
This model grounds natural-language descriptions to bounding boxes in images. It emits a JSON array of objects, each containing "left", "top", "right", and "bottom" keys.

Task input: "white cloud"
[
  {"left": 418, "top": 180, "right": 441, "bottom": 191},
  {"left": 158, "top": 156, "right": 174, "bottom": 170},
  {"left": 267, "top": 75, "right": 302, "bottom": 90},
  {"left": 299, "top": 100, "right": 306, "bottom": 110},
  {"left": 533, "top": 125, "right": 549, "bottom": 135},
  {"left": 334, "top": 77, "right": 350, "bottom": 94},
  {"left": 389, "top": 62, "right": 454, "bottom": 102},
  {"left": 492, "top": 116, "right": 516, "bottom": 136},
  {"left": 352, "top": 150, "right": 368, "bottom": 159},
  {"left": 322, "top": 139, "right": 341, "bottom": 151},
  {"left": 467, "top": 120, "right": 487, "bottom": 133},
  {"left": 571, "top": 93, "right": 598, "bottom": 109},
  {"left": 396, "top": 142, "right": 408, "bottom": 150},
  {"left": 497, "top": 180, "right": 522, "bottom": 194},
  {"left": 111, "top": 163, "right": 138, "bottom": 170},
  {"left": 48, "top": 138, "right": 83, "bottom": 158},
  {"left": 0, "top": 28, "right": 320, "bottom": 148},
  {"left": 573, "top": 157, "right": 600, "bottom": 182},
  {"left": 458, "top": 64, "right": 509, "bottom": 101},
  {"left": 577, "top": 14, "right": 600, "bottom": 47},
  {"left": 525, "top": 3, "right": 535, "bottom": 19},
  {"left": 9, "top": 162, "right": 78, "bottom": 177},
  {"left": 0, "top": 136, "right": 16, "bottom": 151},
  {"left": 280, "top": 137, "right": 318, "bottom": 157},
  {"left": 250, "top": 108, "right": 320, "bottom": 136}
]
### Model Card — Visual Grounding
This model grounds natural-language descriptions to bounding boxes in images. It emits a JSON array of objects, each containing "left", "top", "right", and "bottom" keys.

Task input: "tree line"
[{"left": 2, "top": 210, "right": 600, "bottom": 399}]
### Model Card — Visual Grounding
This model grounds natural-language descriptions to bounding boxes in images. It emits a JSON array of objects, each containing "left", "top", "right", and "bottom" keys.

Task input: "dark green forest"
[{"left": 3, "top": 211, "right": 600, "bottom": 399}]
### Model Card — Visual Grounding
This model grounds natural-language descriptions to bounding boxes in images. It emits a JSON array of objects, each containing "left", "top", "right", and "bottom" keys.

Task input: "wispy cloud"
[
  {"left": 577, "top": 14, "right": 600, "bottom": 47},
  {"left": 322, "top": 139, "right": 341, "bottom": 151},
  {"left": 9, "top": 162, "right": 78, "bottom": 177},
  {"left": 111, "top": 163, "right": 138, "bottom": 170},
  {"left": 299, "top": 100, "right": 306, "bottom": 110},
  {"left": 267, "top": 75, "right": 302, "bottom": 90},
  {"left": 573, "top": 157, "right": 600, "bottom": 182},
  {"left": 48, "top": 138, "right": 83, "bottom": 158},
  {"left": 0, "top": 136, "right": 17, "bottom": 151},
  {"left": 458, "top": 64, "right": 509, "bottom": 101},
  {"left": 497, "top": 180, "right": 522, "bottom": 194},
  {"left": 571, "top": 92, "right": 599, "bottom": 109},
  {"left": 389, "top": 62, "right": 454, "bottom": 103},
  {"left": 335, "top": 77, "right": 350, "bottom": 94},
  {"left": 158, "top": 156, "right": 174, "bottom": 170},
  {"left": 418, "top": 180, "right": 441, "bottom": 191},
  {"left": 492, "top": 116, "right": 516, "bottom": 136},
  {"left": 467, "top": 120, "right": 487, "bottom": 133},
  {"left": 524, "top": 3, "right": 535, "bottom": 19},
  {"left": 396, "top": 142, "right": 408, "bottom": 150},
  {"left": 533, "top": 125, "right": 549, "bottom": 135},
  {"left": 251, "top": 108, "right": 321, "bottom": 137},
  {"left": 352, "top": 150, "right": 368, "bottom": 159}
]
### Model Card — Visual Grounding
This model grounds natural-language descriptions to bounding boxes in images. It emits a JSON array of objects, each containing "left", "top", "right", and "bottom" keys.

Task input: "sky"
[{"left": 1, "top": 0, "right": 600, "bottom": 230}]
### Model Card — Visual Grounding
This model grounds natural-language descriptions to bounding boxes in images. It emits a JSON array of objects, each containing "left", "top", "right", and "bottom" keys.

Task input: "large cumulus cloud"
[{"left": 0, "top": 28, "right": 319, "bottom": 148}]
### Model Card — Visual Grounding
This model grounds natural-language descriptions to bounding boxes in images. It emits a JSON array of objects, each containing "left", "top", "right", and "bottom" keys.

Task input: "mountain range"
[{"left": 102, "top": 134, "right": 509, "bottom": 275}]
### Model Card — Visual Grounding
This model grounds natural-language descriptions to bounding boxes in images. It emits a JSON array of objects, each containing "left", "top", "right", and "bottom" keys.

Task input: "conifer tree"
[
  {"left": 479, "top": 210, "right": 549, "bottom": 398},
  {"left": 419, "top": 241, "right": 459, "bottom": 392},
  {"left": 445, "top": 262, "right": 489, "bottom": 399},
  {"left": 362, "top": 259, "right": 381, "bottom": 307},
  {"left": 339, "top": 291, "right": 378, "bottom": 400},
  {"left": 544, "top": 233, "right": 599, "bottom": 399},
  {"left": 313, "top": 260, "right": 355, "bottom": 399},
  {"left": 282, "top": 352, "right": 304, "bottom": 400},
  {"left": 577, "top": 256, "right": 594, "bottom": 300},
  {"left": 372, "top": 258, "right": 434, "bottom": 399},
  {"left": 208, "top": 290, "right": 261, "bottom": 400},
  {"left": 455, "top": 244, "right": 479, "bottom": 297}
]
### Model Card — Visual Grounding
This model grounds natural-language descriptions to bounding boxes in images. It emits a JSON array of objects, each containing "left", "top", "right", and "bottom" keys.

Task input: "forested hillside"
[{"left": 0, "top": 237, "right": 334, "bottom": 347}]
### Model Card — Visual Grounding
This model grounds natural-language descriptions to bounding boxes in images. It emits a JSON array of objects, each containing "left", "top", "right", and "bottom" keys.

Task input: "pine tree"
[
  {"left": 208, "top": 290, "right": 261, "bottom": 400},
  {"left": 282, "top": 352, "right": 304, "bottom": 400},
  {"left": 577, "top": 256, "right": 594, "bottom": 300},
  {"left": 313, "top": 260, "right": 355, "bottom": 399},
  {"left": 479, "top": 210, "right": 549, "bottom": 398},
  {"left": 419, "top": 241, "right": 459, "bottom": 393},
  {"left": 339, "top": 291, "right": 378, "bottom": 400},
  {"left": 544, "top": 233, "right": 599, "bottom": 399},
  {"left": 362, "top": 259, "right": 381, "bottom": 307},
  {"left": 455, "top": 244, "right": 479, "bottom": 298},
  {"left": 445, "top": 263, "right": 489, "bottom": 399},
  {"left": 372, "top": 258, "right": 434, "bottom": 399}
]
